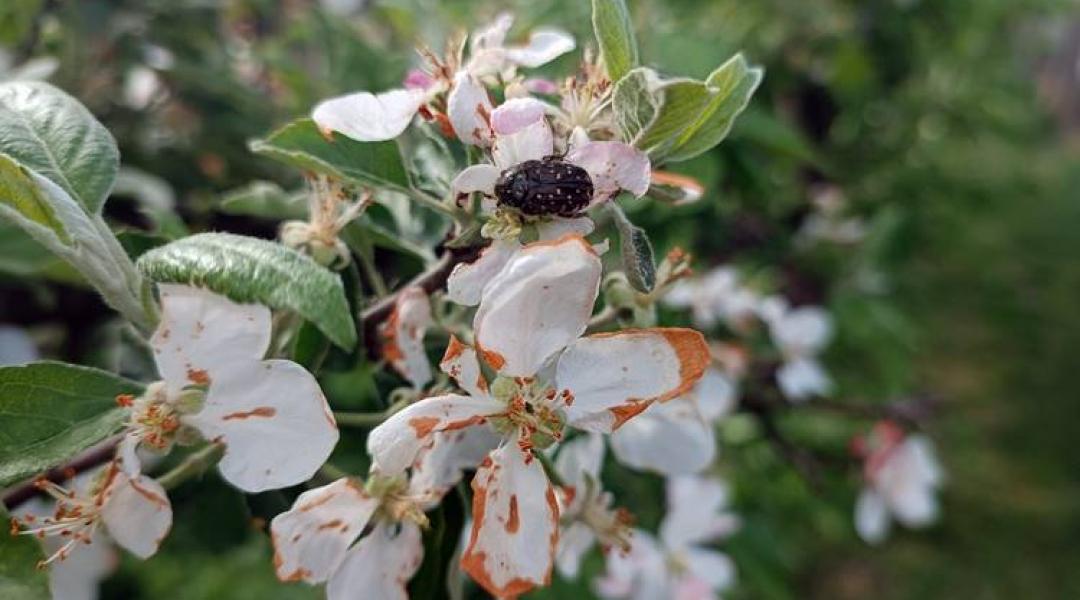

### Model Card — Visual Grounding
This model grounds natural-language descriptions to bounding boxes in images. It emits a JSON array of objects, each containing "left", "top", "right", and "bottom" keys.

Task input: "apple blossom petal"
[
  {"left": 555, "top": 521, "right": 595, "bottom": 579},
  {"left": 367, "top": 394, "right": 504, "bottom": 475},
  {"left": 326, "top": 520, "right": 424, "bottom": 600},
  {"left": 182, "top": 359, "right": 338, "bottom": 493},
  {"left": 471, "top": 12, "right": 514, "bottom": 52},
  {"left": 403, "top": 69, "right": 434, "bottom": 91},
  {"left": 439, "top": 336, "right": 489, "bottom": 397},
  {"left": 474, "top": 235, "right": 602, "bottom": 377},
  {"left": 660, "top": 476, "right": 738, "bottom": 550},
  {"left": 46, "top": 530, "right": 115, "bottom": 600},
  {"left": 524, "top": 78, "right": 560, "bottom": 95},
  {"left": 594, "top": 529, "right": 666, "bottom": 599},
  {"left": 855, "top": 488, "right": 890, "bottom": 544},
  {"left": 410, "top": 426, "right": 502, "bottom": 506},
  {"left": 451, "top": 164, "right": 500, "bottom": 199},
  {"left": 887, "top": 476, "right": 939, "bottom": 528},
  {"left": 151, "top": 284, "right": 270, "bottom": 392},
  {"left": 566, "top": 141, "right": 651, "bottom": 202},
  {"left": 491, "top": 97, "right": 548, "bottom": 135},
  {"left": 269, "top": 478, "right": 377, "bottom": 584},
  {"left": 771, "top": 305, "right": 833, "bottom": 356},
  {"left": 381, "top": 287, "right": 434, "bottom": 390},
  {"left": 448, "top": 72, "right": 494, "bottom": 146},
  {"left": 100, "top": 471, "right": 171, "bottom": 560},
  {"left": 446, "top": 238, "right": 520, "bottom": 306},
  {"left": 535, "top": 216, "right": 595, "bottom": 241},
  {"left": 694, "top": 368, "right": 738, "bottom": 422},
  {"left": 777, "top": 357, "right": 832, "bottom": 401},
  {"left": 461, "top": 442, "right": 559, "bottom": 598},
  {"left": 557, "top": 328, "right": 710, "bottom": 432},
  {"left": 554, "top": 432, "right": 605, "bottom": 493},
  {"left": 608, "top": 397, "right": 715, "bottom": 476},
  {"left": 683, "top": 548, "right": 737, "bottom": 592},
  {"left": 312, "top": 89, "right": 424, "bottom": 142},
  {"left": 492, "top": 119, "right": 554, "bottom": 169},
  {"left": 505, "top": 29, "right": 576, "bottom": 68},
  {"left": 906, "top": 435, "right": 945, "bottom": 486}
]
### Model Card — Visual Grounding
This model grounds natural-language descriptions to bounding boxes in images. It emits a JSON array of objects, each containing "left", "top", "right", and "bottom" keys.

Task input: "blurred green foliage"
[{"left": 2, "top": 0, "right": 1078, "bottom": 598}]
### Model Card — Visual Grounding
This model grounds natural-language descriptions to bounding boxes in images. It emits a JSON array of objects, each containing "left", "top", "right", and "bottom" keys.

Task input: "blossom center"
[
  {"left": 124, "top": 381, "right": 203, "bottom": 452},
  {"left": 489, "top": 377, "right": 569, "bottom": 450}
]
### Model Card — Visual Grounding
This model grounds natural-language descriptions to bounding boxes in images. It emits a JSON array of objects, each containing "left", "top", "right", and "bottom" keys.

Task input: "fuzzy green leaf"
[
  {"left": 137, "top": 232, "right": 357, "bottom": 350},
  {"left": 0, "top": 506, "right": 48, "bottom": 599},
  {"left": 0, "top": 81, "right": 119, "bottom": 214},
  {"left": 250, "top": 118, "right": 410, "bottom": 191},
  {"left": 0, "top": 361, "right": 139, "bottom": 489},
  {"left": 592, "top": 0, "right": 639, "bottom": 82}
]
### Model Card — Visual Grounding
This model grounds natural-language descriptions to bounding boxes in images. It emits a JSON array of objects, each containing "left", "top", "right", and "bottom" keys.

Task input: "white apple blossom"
[
  {"left": 552, "top": 433, "right": 633, "bottom": 580},
  {"left": 15, "top": 454, "right": 171, "bottom": 570},
  {"left": 609, "top": 367, "right": 737, "bottom": 476},
  {"left": 15, "top": 469, "right": 119, "bottom": 600},
  {"left": 595, "top": 476, "right": 740, "bottom": 600},
  {"left": 312, "top": 13, "right": 573, "bottom": 144},
  {"left": 758, "top": 295, "right": 834, "bottom": 402},
  {"left": 664, "top": 266, "right": 762, "bottom": 332},
  {"left": 121, "top": 284, "right": 339, "bottom": 493},
  {"left": 380, "top": 286, "right": 434, "bottom": 390},
  {"left": 366, "top": 235, "right": 710, "bottom": 597},
  {"left": 853, "top": 421, "right": 945, "bottom": 544},
  {"left": 445, "top": 98, "right": 649, "bottom": 306}
]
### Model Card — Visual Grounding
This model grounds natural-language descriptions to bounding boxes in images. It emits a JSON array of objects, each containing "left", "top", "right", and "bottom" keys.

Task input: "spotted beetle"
[{"left": 493, "top": 156, "right": 594, "bottom": 217}]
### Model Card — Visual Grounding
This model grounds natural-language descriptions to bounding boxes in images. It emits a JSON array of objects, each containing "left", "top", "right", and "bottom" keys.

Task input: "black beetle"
[{"left": 493, "top": 156, "right": 594, "bottom": 217}]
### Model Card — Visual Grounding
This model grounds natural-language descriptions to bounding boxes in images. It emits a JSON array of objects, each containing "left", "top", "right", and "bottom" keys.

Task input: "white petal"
[
  {"left": 505, "top": 29, "right": 576, "bottom": 68},
  {"left": 312, "top": 89, "right": 425, "bottom": 142},
  {"left": 326, "top": 520, "right": 423, "bottom": 600},
  {"left": 906, "top": 435, "right": 946, "bottom": 486},
  {"left": 491, "top": 97, "right": 548, "bottom": 135},
  {"left": 269, "top": 478, "right": 377, "bottom": 583},
  {"left": 439, "top": 336, "right": 489, "bottom": 397},
  {"left": 609, "top": 397, "right": 715, "bottom": 476},
  {"left": 557, "top": 329, "right": 710, "bottom": 432},
  {"left": 566, "top": 141, "right": 651, "bottom": 203},
  {"left": 492, "top": 119, "right": 554, "bottom": 169},
  {"left": 446, "top": 239, "right": 520, "bottom": 306},
  {"left": 594, "top": 529, "right": 666, "bottom": 599},
  {"left": 555, "top": 521, "right": 595, "bottom": 579},
  {"left": 855, "top": 488, "right": 890, "bottom": 544},
  {"left": 381, "top": 287, "right": 434, "bottom": 389},
  {"left": 451, "top": 164, "right": 500, "bottom": 199},
  {"left": 46, "top": 530, "right": 116, "bottom": 600},
  {"left": 535, "top": 216, "right": 595, "bottom": 241},
  {"left": 447, "top": 72, "right": 494, "bottom": 147},
  {"left": 554, "top": 433, "right": 605, "bottom": 493},
  {"left": 151, "top": 284, "right": 270, "bottom": 392},
  {"left": 683, "top": 548, "right": 737, "bottom": 592},
  {"left": 367, "top": 394, "right": 504, "bottom": 475},
  {"left": 770, "top": 306, "right": 833, "bottom": 357},
  {"left": 410, "top": 426, "right": 502, "bottom": 506},
  {"left": 777, "top": 357, "right": 832, "bottom": 401},
  {"left": 183, "top": 359, "right": 338, "bottom": 493},
  {"left": 100, "top": 470, "right": 172, "bottom": 560},
  {"left": 471, "top": 12, "right": 514, "bottom": 52},
  {"left": 694, "top": 368, "right": 738, "bottom": 422},
  {"left": 661, "top": 476, "right": 737, "bottom": 550},
  {"left": 474, "top": 236, "right": 601, "bottom": 377},
  {"left": 461, "top": 443, "right": 559, "bottom": 598}
]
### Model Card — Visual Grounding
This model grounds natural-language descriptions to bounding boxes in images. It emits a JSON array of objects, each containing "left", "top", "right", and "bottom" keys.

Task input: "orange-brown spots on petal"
[
  {"left": 221, "top": 406, "right": 277, "bottom": 421},
  {"left": 505, "top": 495, "right": 520, "bottom": 533},
  {"left": 115, "top": 394, "right": 135, "bottom": 408},
  {"left": 128, "top": 478, "right": 169, "bottom": 508},
  {"left": 658, "top": 328, "right": 710, "bottom": 402},
  {"left": 478, "top": 346, "right": 506, "bottom": 371},
  {"left": 409, "top": 416, "right": 441, "bottom": 438},
  {"left": 522, "top": 233, "right": 597, "bottom": 256},
  {"left": 442, "top": 336, "right": 467, "bottom": 363},
  {"left": 186, "top": 368, "right": 211, "bottom": 386},
  {"left": 609, "top": 400, "right": 653, "bottom": 430},
  {"left": 317, "top": 519, "right": 344, "bottom": 531},
  {"left": 650, "top": 170, "right": 704, "bottom": 198},
  {"left": 282, "top": 567, "right": 313, "bottom": 583}
]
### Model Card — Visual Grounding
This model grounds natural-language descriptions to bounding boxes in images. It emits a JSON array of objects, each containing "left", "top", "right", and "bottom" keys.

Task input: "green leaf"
[
  {"left": 0, "top": 81, "right": 119, "bottom": 214},
  {"left": 137, "top": 232, "right": 357, "bottom": 350},
  {"left": 609, "top": 203, "right": 656, "bottom": 292},
  {"left": 592, "top": 0, "right": 639, "bottom": 82},
  {"left": 0, "top": 506, "right": 48, "bottom": 600},
  {"left": 0, "top": 221, "right": 85, "bottom": 285},
  {"left": 612, "top": 55, "right": 764, "bottom": 164},
  {"left": 0, "top": 361, "right": 139, "bottom": 489},
  {"left": 0, "top": 153, "right": 70, "bottom": 244},
  {"left": 249, "top": 118, "right": 410, "bottom": 191},
  {"left": 218, "top": 181, "right": 307, "bottom": 220}
]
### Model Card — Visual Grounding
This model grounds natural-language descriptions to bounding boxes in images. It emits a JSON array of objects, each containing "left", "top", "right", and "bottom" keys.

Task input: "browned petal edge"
[{"left": 519, "top": 233, "right": 597, "bottom": 256}]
